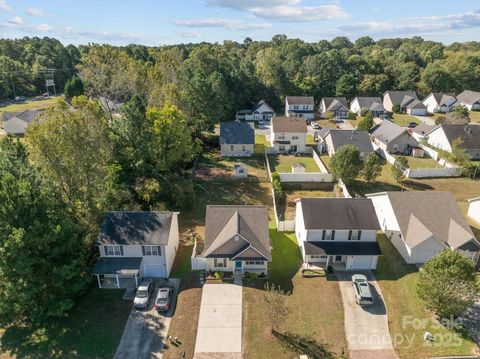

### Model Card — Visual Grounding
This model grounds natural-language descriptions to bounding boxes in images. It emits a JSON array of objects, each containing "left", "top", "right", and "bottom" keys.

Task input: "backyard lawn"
[
  {"left": 279, "top": 188, "right": 335, "bottom": 220},
  {"left": 306, "top": 133, "right": 315, "bottom": 145},
  {"left": 375, "top": 235, "right": 479, "bottom": 359},
  {"left": 317, "top": 119, "right": 339, "bottom": 129},
  {"left": 469, "top": 110, "right": 480, "bottom": 124},
  {"left": 255, "top": 134, "right": 270, "bottom": 154},
  {"left": 0, "top": 285, "right": 131, "bottom": 359},
  {"left": 242, "top": 230, "right": 347, "bottom": 359},
  {"left": 0, "top": 97, "right": 57, "bottom": 116},
  {"left": 268, "top": 155, "right": 319, "bottom": 173},
  {"left": 398, "top": 155, "right": 440, "bottom": 168},
  {"left": 391, "top": 114, "right": 421, "bottom": 127},
  {"left": 197, "top": 151, "right": 268, "bottom": 179},
  {"left": 320, "top": 155, "right": 331, "bottom": 171}
]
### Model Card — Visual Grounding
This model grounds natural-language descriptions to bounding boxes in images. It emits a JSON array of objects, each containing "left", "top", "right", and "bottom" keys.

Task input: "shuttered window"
[
  {"left": 105, "top": 245, "right": 122, "bottom": 256},
  {"left": 142, "top": 245, "right": 161, "bottom": 256}
]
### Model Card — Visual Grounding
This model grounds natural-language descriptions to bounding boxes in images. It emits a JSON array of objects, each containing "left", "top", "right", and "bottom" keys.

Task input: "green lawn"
[
  {"left": 320, "top": 155, "right": 331, "bottom": 171},
  {"left": 397, "top": 155, "right": 440, "bottom": 169},
  {"left": 306, "top": 133, "right": 315, "bottom": 145},
  {"left": 317, "top": 119, "right": 339, "bottom": 129},
  {"left": 0, "top": 285, "right": 131, "bottom": 359},
  {"left": 279, "top": 188, "right": 335, "bottom": 220},
  {"left": 254, "top": 134, "right": 270, "bottom": 154},
  {"left": 391, "top": 114, "right": 421, "bottom": 127},
  {"left": 0, "top": 98, "right": 57, "bottom": 117},
  {"left": 469, "top": 110, "right": 480, "bottom": 124},
  {"left": 198, "top": 151, "right": 268, "bottom": 178},
  {"left": 243, "top": 229, "right": 347, "bottom": 359},
  {"left": 375, "top": 235, "right": 479, "bottom": 359},
  {"left": 268, "top": 155, "right": 319, "bottom": 173}
]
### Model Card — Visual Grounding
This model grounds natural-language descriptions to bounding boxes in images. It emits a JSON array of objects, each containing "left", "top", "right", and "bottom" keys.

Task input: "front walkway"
[
  {"left": 336, "top": 270, "right": 398, "bottom": 359},
  {"left": 193, "top": 284, "right": 242, "bottom": 359}
]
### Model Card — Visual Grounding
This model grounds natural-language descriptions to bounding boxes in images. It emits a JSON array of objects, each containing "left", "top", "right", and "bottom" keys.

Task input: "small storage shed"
[{"left": 234, "top": 163, "right": 248, "bottom": 178}]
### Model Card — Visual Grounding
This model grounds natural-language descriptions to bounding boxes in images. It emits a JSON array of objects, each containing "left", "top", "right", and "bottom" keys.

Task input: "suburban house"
[
  {"left": 235, "top": 100, "right": 275, "bottom": 122},
  {"left": 220, "top": 120, "right": 254, "bottom": 157},
  {"left": 200, "top": 205, "right": 271, "bottom": 274},
  {"left": 457, "top": 90, "right": 480, "bottom": 111},
  {"left": 1, "top": 110, "right": 43, "bottom": 136},
  {"left": 295, "top": 198, "right": 382, "bottom": 270},
  {"left": 319, "top": 97, "right": 349, "bottom": 119},
  {"left": 350, "top": 97, "right": 386, "bottom": 117},
  {"left": 411, "top": 123, "right": 435, "bottom": 142},
  {"left": 422, "top": 93, "right": 458, "bottom": 113},
  {"left": 270, "top": 116, "right": 308, "bottom": 154},
  {"left": 468, "top": 198, "right": 480, "bottom": 224},
  {"left": 370, "top": 120, "right": 419, "bottom": 156},
  {"left": 425, "top": 124, "right": 480, "bottom": 160},
  {"left": 367, "top": 192, "right": 480, "bottom": 264},
  {"left": 383, "top": 90, "right": 427, "bottom": 115},
  {"left": 285, "top": 96, "right": 315, "bottom": 120},
  {"left": 92, "top": 211, "right": 180, "bottom": 288},
  {"left": 321, "top": 129, "right": 374, "bottom": 158}
]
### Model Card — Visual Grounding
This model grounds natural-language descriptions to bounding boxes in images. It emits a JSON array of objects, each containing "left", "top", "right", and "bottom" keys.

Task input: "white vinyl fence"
[
  {"left": 191, "top": 237, "right": 207, "bottom": 271},
  {"left": 278, "top": 172, "right": 333, "bottom": 182},
  {"left": 405, "top": 167, "right": 462, "bottom": 178},
  {"left": 337, "top": 179, "right": 352, "bottom": 198}
]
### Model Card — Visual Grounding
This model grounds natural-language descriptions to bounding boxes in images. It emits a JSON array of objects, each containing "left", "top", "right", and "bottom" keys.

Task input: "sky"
[{"left": 0, "top": 0, "right": 479, "bottom": 46}]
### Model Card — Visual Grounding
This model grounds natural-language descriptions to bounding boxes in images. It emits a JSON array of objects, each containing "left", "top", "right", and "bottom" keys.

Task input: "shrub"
[
  {"left": 244, "top": 271, "right": 251, "bottom": 278},
  {"left": 357, "top": 112, "right": 374, "bottom": 131},
  {"left": 391, "top": 156, "right": 408, "bottom": 183},
  {"left": 392, "top": 102, "right": 401, "bottom": 113},
  {"left": 347, "top": 111, "right": 358, "bottom": 120},
  {"left": 214, "top": 271, "right": 224, "bottom": 279},
  {"left": 361, "top": 153, "right": 382, "bottom": 183},
  {"left": 360, "top": 108, "right": 370, "bottom": 117},
  {"left": 271, "top": 171, "right": 285, "bottom": 203},
  {"left": 251, "top": 272, "right": 258, "bottom": 279}
]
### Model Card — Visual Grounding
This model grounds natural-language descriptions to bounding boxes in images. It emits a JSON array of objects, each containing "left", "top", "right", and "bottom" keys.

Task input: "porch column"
[
  {"left": 116, "top": 274, "right": 120, "bottom": 288},
  {"left": 325, "top": 255, "right": 330, "bottom": 268},
  {"left": 96, "top": 274, "right": 102, "bottom": 289},
  {"left": 134, "top": 274, "right": 138, "bottom": 288}
]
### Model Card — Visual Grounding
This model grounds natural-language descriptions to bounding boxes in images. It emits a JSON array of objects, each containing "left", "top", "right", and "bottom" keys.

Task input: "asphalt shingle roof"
[
  {"left": 220, "top": 121, "right": 254, "bottom": 145},
  {"left": 457, "top": 90, "right": 480, "bottom": 106},
  {"left": 286, "top": 96, "right": 314, "bottom": 105},
  {"left": 353, "top": 97, "right": 385, "bottom": 112},
  {"left": 371, "top": 120, "right": 415, "bottom": 145},
  {"left": 326, "top": 129, "right": 374, "bottom": 153},
  {"left": 438, "top": 124, "right": 480, "bottom": 150},
  {"left": 321, "top": 97, "right": 348, "bottom": 112},
  {"left": 271, "top": 116, "right": 308, "bottom": 133},
  {"left": 384, "top": 90, "right": 418, "bottom": 106},
  {"left": 1, "top": 110, "right": 43, "bottom": 135}
]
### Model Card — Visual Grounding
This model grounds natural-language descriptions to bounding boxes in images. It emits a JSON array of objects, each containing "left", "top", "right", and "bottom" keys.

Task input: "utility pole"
[{"left": 10, "top": 78, "right": 16, "bottom": 99}]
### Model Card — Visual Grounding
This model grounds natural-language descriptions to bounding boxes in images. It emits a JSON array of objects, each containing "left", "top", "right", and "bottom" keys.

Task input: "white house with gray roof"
[
  {"left": 457, "top": 90, "right": 480, "bottom": 111},
  {"left": 319, "top": 97, "right": 349, "bottom": 119},
  {"left": 285, "top": 96, "right": 315, "bottom": 120},
  {"left": 383, "top": 90, "right": 427, "bottom": 115},
  {"left": 92, "top": 211, "right": 179, "bottom": 288},
  {"left": 367, "top": 192, "right": 480, "bottom": 264},
  {"left": 321, "top": 129, "right": 374, "bottom": 158},
  {"left": 370, "top": 120, "right": 419, "bottom": 155},
  {"left": 425, "top": 124, "right": 480, "bottom": 160},
  {"left": 468, "top": 198, "right": 480, "bottom": 224},
  {"left": 199, "top": 205, "right": 271, "bottom": 274},
  {"left": 422, "top": 93, "right": 458, "bottom": 113},
  {"left": 220, "top": 120, "right": 254, "bottom": 157},
  {"left": 1, "top": 110, "right": 43, "bottom": 137},
  {"left": 295, "top": 198, "right": 382, "bottom": 270},
  {"left": 235, "top": 100, "right": 275, "bottom": 122},
  {"left": 350, "top": 97, "right": 386, "bottom": 117}
]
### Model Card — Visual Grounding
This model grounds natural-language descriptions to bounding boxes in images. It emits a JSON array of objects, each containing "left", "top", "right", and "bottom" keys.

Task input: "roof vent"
[{"left": 234, "top": 235, "right": 240, "bottom": 241}]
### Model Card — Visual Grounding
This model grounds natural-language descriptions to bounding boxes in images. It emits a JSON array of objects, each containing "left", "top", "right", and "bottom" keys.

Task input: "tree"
[
  {"left": 0, "top": 137, "right": 88, "bottom": 321},
  {"left": 444, "top": 105, "right": 470, "bottom": 125},
  {"left": 392, "top": 102, "right": 401, "bottom": 114},
  {"left": 64, "top": 76, "right": 84, "bottom": 99},
  {"left": 361, "top": 153, "right": 382, "bottom": 183},
  {"left": 417, "top": 250, "right": 480, "bottom": 318},
  {"left": 263, "top": 283, "right": 289, "bottom": 334},
  {"left": 357, "top": 112, "right": 374, "bottom": 131},
  {"left": 391, "top": 156, "right": 409, "bottom": 182},
  {"left": 330, "top": 145, "right": 363, "bottom": 184},
  {"left": 448, "top": 138, "right": 470, "bottom": 166}
]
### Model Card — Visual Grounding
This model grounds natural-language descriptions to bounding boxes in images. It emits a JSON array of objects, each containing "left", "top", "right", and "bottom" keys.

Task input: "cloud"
[
  {"left": 7, "top": 16, "right": 23, "bottom": 25},
  {"left": 176, "top": 30, "right": 202, "bottom": 38},
  {"left": 0, "top": 0, "right": 10, "bottom": 12},
  {"left": 25, "top": 7, "right": 49, "bottom": 17},
  {"left": 207, "top": 0, "right": 349, "bottom": 22},
  {"left": 173, "top": 17, "right": 271, "bottom": 31}
]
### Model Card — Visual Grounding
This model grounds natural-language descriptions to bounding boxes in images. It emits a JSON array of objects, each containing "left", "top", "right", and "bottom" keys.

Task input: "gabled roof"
[
  {"left": 97, "top": 211, "right": 175, "bottom": 246},
  {"left": 271, "top": 116, "right": 308, "bottom": 133},
  {"left": 325, "top": 129, "right": 374, "bottom": 153},
  {"left": 412, "top": 123, "right": 435, "bottom": 136},
  {"left": 373, "top": 192, "right": 478, "bottom": 251},
  {"left": 286, "top": 96, "right": 314, "bottom": 105},
  {"left": 252, "top": 100, "right": 275, "bottom": 113},
  {"left": 434, "top": 124, "right": 480, "bottom": 150},
  {"left": 298, "top": 198, "right": 381, "bottom": 230},
  {"left": 321, "top": 97, "right": 348, "bottom": 112},
  {"left": 405, "top": 99, "right": 426, "bottom": 110},
  {"left": 203, "top": 205, "right": 271, "bottom": 260},
  {"left": 424, "top": 93, "right": 457, "bottom": 106},
  {"left": 457, "top": 90, "right": 480, "bottom": 106},
  {"left": 384, "top": 90, "right": 419, "bottom": 106},
  {"left": 371, "top": 120, "right": 417, "bottom": 145},
  {"left": 353, "top": 97, "right": 385, "bottom": 112},
  {"left": 220, "top": 121, "right": 254, "bottom": 145},
  {"left": 1, "top": 110, "right": 43, "bottom": 135}
]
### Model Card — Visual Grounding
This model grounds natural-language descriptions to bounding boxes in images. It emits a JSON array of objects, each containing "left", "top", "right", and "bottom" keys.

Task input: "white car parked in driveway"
[
  {"left": 352, "top": 274, "right": 374, "bottom": 305},
  {"left": 134, "top": 278, "right": 154, "bottom": 310}
]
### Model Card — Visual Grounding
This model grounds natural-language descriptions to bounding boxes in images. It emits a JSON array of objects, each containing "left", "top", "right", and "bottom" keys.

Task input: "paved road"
[
  {"left": 193, "top": 284, "right": 242, "bottom": 359},
  {"left": 114, "top": 278, "right": 180, "bottom": 359},
  {"left": 336, "top": 271, "right": 398, "bottom": 359}
]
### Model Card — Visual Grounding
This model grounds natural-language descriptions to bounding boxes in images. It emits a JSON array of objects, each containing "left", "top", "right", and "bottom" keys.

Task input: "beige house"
[
  {"left": 220, "top": 121, "right": 254, "bottom": 157},
  {"left": 270, "top": 116, "right": 308, "bottom": 154}
]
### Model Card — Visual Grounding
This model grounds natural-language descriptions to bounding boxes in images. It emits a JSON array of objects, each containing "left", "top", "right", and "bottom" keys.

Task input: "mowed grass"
[
  {"left": 199, "top": 151, "right": 268, "bottom": 178},
  {"left": 469, "top": 110, "right": 480, "bottom": 124},
  {"left": 0, "top": 98, "right": 57, "bottom": 117},
  {"left": 391, "top": 114, "right": 421, "bottom": 127},
  {"left": 255, "top": 134, "right": 271, "bottom": 154},
  {"left": 242, "top": 230, "right": 347, "bottom": 359},
  {"left": 280, "top": 188, "right": 335, "bottom": 220},
  {"left": 317, "top": 119, "right": 339, "bottom": 129},
  {"left": 0, "top": 285, "right": 131, "bottom": 359},
  {"left": 268, "top": 155, "right": 319, "bottom": 173},
  {"left": 399, "top": 155, "right": 440, "bottom": 168},
  {"left": 375, "top": 235, "right": 479, "bottom": 359}
]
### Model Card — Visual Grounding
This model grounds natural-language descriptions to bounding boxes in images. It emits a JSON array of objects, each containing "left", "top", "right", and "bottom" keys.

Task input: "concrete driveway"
[
  {"left": 336, "top": 271, "right": 398, "bottom": 359},
  {"left": 193, "top": 284, "right": 242, "bottom": 359},
  {"left": 414, "top": 115, "right": 436, "bottom": 126},
  {"left": 114, "top": 278, "right": 180, "bottom": 359}
]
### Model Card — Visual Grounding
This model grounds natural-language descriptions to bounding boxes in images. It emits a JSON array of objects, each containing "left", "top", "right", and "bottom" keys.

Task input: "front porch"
[{"left": 92, "top": 257, "right": 142, "bottom": 289}]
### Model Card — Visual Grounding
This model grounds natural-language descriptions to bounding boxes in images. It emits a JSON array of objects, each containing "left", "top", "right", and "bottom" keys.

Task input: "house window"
[
  {"left": 278, "top": 134, "right": 285, "bottom": 140},
  {"left": 142, "top": 245, "right": 161, "bottom": 256},
  {"left": 245, "top": 260, "right": 264, "bottom": 265},
  {"left": 303, "top": 105, "right": 308, "bottom": 109},
  {"left": 214, "top": 258, "right": 227, "bottom": 267},
  {"left": 322, "top": 230, "right": 335, "bottom": 241},
  {"left": 292, "top": 135, "right": 298, "bottom": 140},
  {"left": 294, "top": 105, "right": 299, "bottom": 110},
  {"left": 230, "top": 145, "right": 234, "bottom": 151},
  {"left": 242, "top": 145, "right": 246, "bottom": 152},
  {"left": 105, "top": 245, "right": 123, "bottom": 256},
  {"left": 309, "top": 255, "right": 327, "bottom": 259},
  {"left": 348, "top": 230, "right": 362, "bottom": 241},
  {"left": 279, "top": 145, "right": 285, "bottom": 152}
]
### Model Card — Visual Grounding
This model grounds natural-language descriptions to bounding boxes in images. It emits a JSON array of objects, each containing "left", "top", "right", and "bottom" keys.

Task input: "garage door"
[
  {"left": 410, "top": 108, "right": 426, "bottom": 116},
  {"left": 411, "top": 249, "right": 435, "bottom": 264},
  {"left": 352, "top": 256, "right": 373, "bottom": 269},
  {"left": 143, "top": 264, "right": 165, "bottom": 278}
]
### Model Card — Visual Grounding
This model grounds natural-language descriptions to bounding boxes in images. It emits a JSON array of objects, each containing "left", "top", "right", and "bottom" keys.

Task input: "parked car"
[
  {"left": 407, "top": 122, "right": 418, "bottom": 128},
  {"left": 14, "top": 96, "right": 25, "bottom": 102},
  {"left": 42, "top": 92, "right": 50, "bottom": 97},
  {"left": 154, "top": 284, "right": 174, "bottom": 312},
  {"left": 134, "top": 278, "right": 154, "bottom": 310},
  {"left": 311, "top": 122, "right": 321, "bottom": 129},
  {"left": 352, "top": 274, "right": 374, "bottom": 305}
]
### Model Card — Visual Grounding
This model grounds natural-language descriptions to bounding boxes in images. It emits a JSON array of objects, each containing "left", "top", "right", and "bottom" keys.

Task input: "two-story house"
[
  {"left": 270, "top": 116, "right": 308, "bottom": 154},
  {"left": 235, "top": 100, "right": 275, "bottom": 122},
  {"left": 422, "top": 93, "right": 458, "bottom": 113},
  {"left": 319, "top": 97, "right": 349, "bottom": 119},
  {"left": 220, "top": 120, "right": 255, "bottom": 157},
  {"left": 92, "top": 211, "right": 179, "bottom": 288},
  {"left": 285, "top": 96, "right": 315, "bottom": 120},
  {"left": 295, "top": 198, "right": 382, "bottom": 270},
  {"left": 367, "top": 192, "right": 480, "bottom": 264}
]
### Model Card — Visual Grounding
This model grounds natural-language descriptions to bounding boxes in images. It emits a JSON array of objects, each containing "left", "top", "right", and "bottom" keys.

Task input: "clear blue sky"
[{"left": 0, "top": 0, "right": 479, "bottom": 45}]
